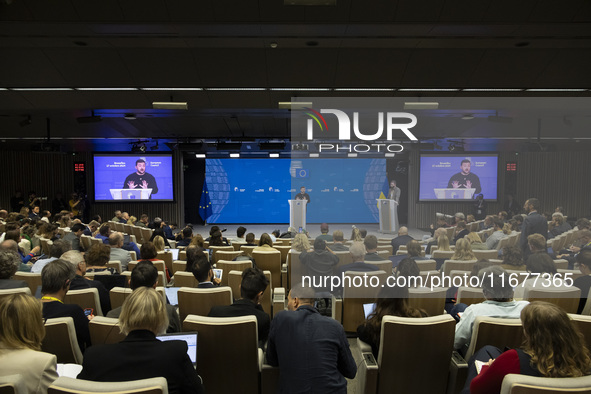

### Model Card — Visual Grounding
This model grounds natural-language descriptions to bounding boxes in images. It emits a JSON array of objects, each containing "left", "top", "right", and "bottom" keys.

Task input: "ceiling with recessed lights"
[{"left": 0, "top": 0, "right": 590, "bottom": 152}]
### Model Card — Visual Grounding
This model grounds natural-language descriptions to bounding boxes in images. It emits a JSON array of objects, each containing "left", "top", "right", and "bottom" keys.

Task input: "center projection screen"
[{"left": 205, "top": 158, "right": 387, "bottom": 224}]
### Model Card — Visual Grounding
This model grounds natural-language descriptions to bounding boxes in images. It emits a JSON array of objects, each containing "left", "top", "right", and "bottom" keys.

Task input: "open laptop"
[
  {"left": 165, "top": 248, "right": 180, "bottom": 261},
  {"left": 164, "top": 287, "right": 180, "bottom": 306},
  {"left": 156, "top": 332, "right": 198, "bottom": 368}
]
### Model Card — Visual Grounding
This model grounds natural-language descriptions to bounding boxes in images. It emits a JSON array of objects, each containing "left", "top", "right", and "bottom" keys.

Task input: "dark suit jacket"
[
  {"left": 208, "top": 299, "right": 271, "bottom": 344},
  {"left": 330, "top": 243, "right": 349, "bottom": 251},
  {"left": 390, "top": 235, "right": 414, "bottom": 254},
  {"left": 453, "top": 229, "right": 469, "bottom": 244},
  {"left": 267, "top": 306, "right": 356, "bottom": 393},
  {"left": 364, "top": 252, "right": 385, "bottom": 261},
  {"left": 520, "top": 211, "right": 548, "bottom": 257},
  {"left": 0, "top": 279, "right": 28, "bottom": 289},
  {"left": 70, "top": 275, "right": 111, "bottom": 315},
  {"left": 78, "top": 330, "right": 203, "bottom": 394},
  {"left": 42, "top": 301, "right": 91, "bottom": 352}
]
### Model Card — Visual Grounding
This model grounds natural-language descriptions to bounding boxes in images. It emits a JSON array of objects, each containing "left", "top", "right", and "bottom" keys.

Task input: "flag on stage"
[
  {"left": 199, "top": 181, "right": 213, "bottom": 222},
  {"left": 378, "top": 178, "right": 389, "bottom": 207}
]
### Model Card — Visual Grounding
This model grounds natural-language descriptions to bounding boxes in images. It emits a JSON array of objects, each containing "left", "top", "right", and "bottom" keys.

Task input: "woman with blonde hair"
[
  {"left": 465, "top": 232, "right": 488, "bottom": 250},
  {"left": 152, "top": 235, "right": 166, "bottom": 252},
  {"left": 128, "top": 215, "right": 137, "bottom": 226},
  {"left": 437, "top": 234, "right": 451, "bottom": 252},
  {"left": 466, "top": 302, "right": 591, "bottom": 394},
  {"left": 0, "top": 293, "right": 58, "bottom": 393},
  {"left": 291, "top": 233, "right": 311, "bottom": 253},
  {"left": 451, "top": 238, "right": 476, "bottom": 261},
  {"left": 350, "top": 228, "right": 362, "bottom": 242},
  {"left": 79, "top": 287, "right": 204, "bottom": 393}
]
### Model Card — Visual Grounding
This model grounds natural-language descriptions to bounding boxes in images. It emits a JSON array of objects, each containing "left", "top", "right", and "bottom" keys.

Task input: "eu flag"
[
  {"left": 199, "top": 181, "right": 213, "bottom": 222},
  {"left": 378, "top": 177, "right": 389, "bottom": 207}
]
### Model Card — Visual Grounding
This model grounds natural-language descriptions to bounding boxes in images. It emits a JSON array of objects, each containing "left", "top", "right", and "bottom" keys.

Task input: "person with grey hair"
[
  {"left": 31, "top": 240, "right": 72, "bottom": 273},
  {"left": 61, "top": 250, "right": 111, "bottom": 314},
  {"left": 454, "top": 266, "right": 529, "bottom": 352},
  {"left": 266, "top": 283, "right": 356, "bottom": 393},
  {"left": 548, "top": 212, "right": 572, "bottom": 239},
  {"left": 336, "top": 242, "right": 379, "bottom": 277},
  {"left": 41, "top": 259, "right": 91, "bottom": 352},
  {"left": 108, "top": 232, "right": 131, "bottom": 271},
  {"left": 0, "top": 249, "right": 28, "bottom": 289},
  {"left": 454, "top": 212, "right": 466, "bottom": 225},
  {"left": 1, "top": 240, "right": 34, "bottom": 272}
]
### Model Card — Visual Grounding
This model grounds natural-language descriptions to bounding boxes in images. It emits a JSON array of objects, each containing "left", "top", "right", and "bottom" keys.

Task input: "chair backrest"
[
  {"left": 0, "top": 375, "right": 25, "bottom": 394},
  {"left": 215, "top": 251, "right": 244, "bottom": 264},
  {"left": 89, "top": 316, "right": 126, "bottom": 345},
  {"left": 210, "top": 246, "right": 235, "bottom": 263},
  {"left": 48, "top": 376, "right": 169, "bottom": 394},
  {"left": 376, "top": 245, "right": 393, "bottom": 256},
  {"left": 407, "top": 287, "right": 448, "bottom": 317},
  {"left": 465, "top": 316, "right": 523, "bottom": 360},
  {"left": 13, "top": 272, "right": 42, "bottom": 295},
  {"left": 455, "top": 286, "right": 486, "bottom": 307},
  {"left": 496, "top": 236, "right": 511, "bottom": 251},
  {"left": 39, "top": 237, "right": 53, "bottom": 255},
  {"left": 140, "top": 228, "right": 153, "bottom": 244},
  {"left": 172, "top": 271, "right": 198, "bottom": 288},
  {"left": 0, "top": 287, "right": 31, "bottom": 302},
  {"left": 64, "top": 287, "right": 103, "bottom": 316},
  {"left": 109, "top": 287, "right": 166, "bottom": 310},
  {"left": 177, "top": 287, "right": 233, "bottom": 322},
  {"left": 526, "top": 287, "right": 581, "bottom": 314},
  {"left": 80, "top": 235, "right": 92, "bottom": 251},
  {"left": 216, "top": 260, "right": 253, "bottom": 287},
  {"left": 442, "top": 260, "right": 477, "bottom": 277},
  {"left": 252, "top": 250, "right": 281, "bottom": 289},
  {"left": 157, "top": 251, "right": 174, "bottom": 274},
  {"left": 569, "top": 314, "right": 591, "bottom": 354},
  {"left": 377, "top": 315, "right": 455, "bottom": 394},
  {"left": 334, "top": 251, "right": 353, "bottom": 266},
  {"left": 172, "top": 260, "right": 186, "bottom": 274},
  {"left": 107, "top": 261, "right": 122, "bottom": 273},
  {"left": 341, "top": 270, "right": 388, "bottom": 332},
  {"left": 500, "top": 373, "right": 591, "bottom": 394},
  {"left": 415, "top": 259, "right": 436, "bottom": 271},
  {"left": 183, "top": 315, "right": 259, "bottom": 394},
  {"left": 274, "top": 245, "right": 291, "bottom": 264},
  {"left": 370, "top": 261, "right": 394, "bottom": 274},
  {"left": 240, "top": 245, "right": 256, "bottom": 257},
  {"left": 42, "top": 317, "right": 83, "bottom": 364},
  {"left": 473, "top": 249, "right": 499, "bottom": 260},
  {"left": 553, "top": 259, "right": 568, "bottom": 270},
  {"left": 178, "top": 250, "right": 187, "bottom": 261},
  {"left": 432, "top": 250, "right": 456, "bottom": 260}
]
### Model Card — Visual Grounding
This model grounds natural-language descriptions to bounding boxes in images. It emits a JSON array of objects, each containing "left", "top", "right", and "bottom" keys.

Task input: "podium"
[
  {"left": 109, "top": 188, "right": 153, "bottom": 200},
  {"left": 289, "top": 199, "right": 307, "bottom": 230},
  {"left": 377, "top": 199, "right": 398, "bottom": 234},
  {"left": 433, "top": 188, "right": 476, "bottom": 200}
]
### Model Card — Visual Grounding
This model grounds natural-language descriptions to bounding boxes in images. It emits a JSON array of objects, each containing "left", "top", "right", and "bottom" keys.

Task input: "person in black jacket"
[
  {"left": 520, "top": 198, "right": 548, "bottom": 260},
  {"left": 209, "top": 267, "right": 270, "bottom": 346},
  {"left": 78, "top": 287, "right": 204, "bottom": 394}
]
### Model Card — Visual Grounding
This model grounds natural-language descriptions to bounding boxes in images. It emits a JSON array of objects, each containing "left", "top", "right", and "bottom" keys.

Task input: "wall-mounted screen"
[
  {"left": 419, "top": 153, "right": 498, "bottom": 201},
  {"left": 205, "top": 158, "right": 387, "bottom": 224},
  {"left": 93, "top": 154, "right": 174, "bottom": 202}
]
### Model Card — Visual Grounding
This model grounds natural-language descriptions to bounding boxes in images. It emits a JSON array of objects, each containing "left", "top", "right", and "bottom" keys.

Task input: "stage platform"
[{"left": 191, "top": 224, "right": 431, "bottom": 242}]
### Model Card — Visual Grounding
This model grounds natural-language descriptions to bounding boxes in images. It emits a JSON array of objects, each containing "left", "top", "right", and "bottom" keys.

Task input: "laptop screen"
[
  {"left": 363, "top": 303, "right": 376, "bottom": 319},
  {"left": 164, "top": 287, "right": 180, "bottom": 306},
  {"left": 156, "top": 332, "right": 198, "bottom": 366},
  {"left": 165, "top": 248, "right": 179, "bottom": 261}
]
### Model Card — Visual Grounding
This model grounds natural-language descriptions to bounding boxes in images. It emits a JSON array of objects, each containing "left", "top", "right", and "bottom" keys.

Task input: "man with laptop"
[
  {"left": 267, "top": 284, "right": 356, "bottom": 392},
  {"left": 208, "top": 267, "right": 271, "bottom": 346},
  {"left": 107, "top": 261, "right": 181, "bottom": 333}
]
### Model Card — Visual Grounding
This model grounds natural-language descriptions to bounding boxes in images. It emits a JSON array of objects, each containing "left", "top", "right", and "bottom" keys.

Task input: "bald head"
[
  {"left": 1, "top": 240, "right": 18, "bottom": 253},
  {"left": 108, "top": 232, "right": 124, "bottom": 247},
  {"left": 398, "top": 226, "right": 408, "bottom": 236}
]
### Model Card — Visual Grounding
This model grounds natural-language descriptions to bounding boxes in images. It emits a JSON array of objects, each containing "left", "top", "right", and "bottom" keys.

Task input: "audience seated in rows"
[
  {"left": 335, "top": 242, "right": 379, "bottom": 279},
  {"left": 86, "top": 243, "right": 118, "bottom": 275},
  {"left": 390, "top": 240, "right": 427, "bottom": 268},
  {"left": 0, "top": 293, "right": 58, "bottom": 393},
  {"left": 108, "top": 261, "right": 180, "bottom": 333},
  {"left": 209, "top": 267, "right": 270, "bottom": 346},
  {"left": 108, "top": 233, "right": 131, "bottom": 271},
  {"left": 299, "top": 238, "right": 339, "bottom": 293},
  {"left": 485, "top": 218, "right": 508, "bottom": 250},
  {"left": 79, "top": 287, "right": 204, "bottom": 393},
  {"left": 548, "top": 212, "right": 572, "bottom": 239},
  {"left": 514, "top": 253, "right": 559, "bottom": 300}
]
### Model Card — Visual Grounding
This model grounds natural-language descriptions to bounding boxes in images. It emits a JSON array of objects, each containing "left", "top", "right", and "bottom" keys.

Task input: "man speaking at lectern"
[
  {"left": 123, "top": 158, "right": 159, "bottom": 195},
  {"left": 295, "top": 186, "right": 310, "bottom": 204},
  {"left": 447, "top": 159, "right": 481, "bottom": 195}
]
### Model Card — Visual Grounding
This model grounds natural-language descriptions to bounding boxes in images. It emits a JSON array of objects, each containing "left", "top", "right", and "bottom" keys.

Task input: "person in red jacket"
[{"left": 463, "top": 302, "right": 591, "bottom": 394}]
